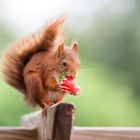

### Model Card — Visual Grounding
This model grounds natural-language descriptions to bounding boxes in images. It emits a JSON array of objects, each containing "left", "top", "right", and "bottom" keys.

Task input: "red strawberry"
[{"left": 61, "top": 77, "right": 80, "bottom": 95}]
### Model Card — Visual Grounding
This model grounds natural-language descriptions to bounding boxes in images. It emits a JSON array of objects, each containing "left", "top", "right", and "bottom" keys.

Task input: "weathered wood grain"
[
  {"left": 53, "top": 103, "right": 75, "bottom": 140},
  {"left": 22, "top": 103, "right": 74, "bottom": 140},
  {"left": 21, "top": 105, "right": 57, "bottom": 140},
  {"left": 1, "top": 103, "right": 140, "bottom": 140},
  {"left": 71, "top": 127, "right": 140, "bottom": 140},
  {"left": 0, "top": 127, "right": 37, "bottom": 140},
  {"left": 1, "top": 126, "right": 140, "bottom": 140}
]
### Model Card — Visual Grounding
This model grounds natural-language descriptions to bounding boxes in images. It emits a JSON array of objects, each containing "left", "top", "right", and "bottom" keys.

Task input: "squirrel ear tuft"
[
  {"left": 57, "top": 42, "right": 65, "bottom": 57},
  {"left": 71, "top": 42, "right": 79, "bottom": 54}
]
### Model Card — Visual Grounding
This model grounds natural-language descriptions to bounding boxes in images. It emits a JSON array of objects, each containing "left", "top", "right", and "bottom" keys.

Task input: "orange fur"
[
  {"left": 3, "top": 16, "right": 80, "bottom": 108},
  {"left": 3, "top": 17, "right": 65, "bottom": 93}
]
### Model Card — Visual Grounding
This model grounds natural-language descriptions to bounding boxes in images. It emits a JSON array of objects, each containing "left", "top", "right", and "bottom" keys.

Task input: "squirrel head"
[{"left": 54, "top": 41, "right": 80, "bottom": 79}]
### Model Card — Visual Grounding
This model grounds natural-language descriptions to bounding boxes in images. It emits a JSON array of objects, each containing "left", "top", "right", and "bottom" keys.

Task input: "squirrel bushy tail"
[{"left": 3, "top": 16, "right": 65, "bottom": 93}]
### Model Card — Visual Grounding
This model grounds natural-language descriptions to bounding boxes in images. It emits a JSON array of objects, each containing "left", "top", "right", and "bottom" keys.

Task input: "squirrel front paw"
[{"left": 57, "top": 83, "right": 70, "bottom": 93}]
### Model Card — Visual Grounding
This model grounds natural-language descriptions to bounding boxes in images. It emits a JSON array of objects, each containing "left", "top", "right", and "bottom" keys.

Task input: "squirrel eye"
[{"left": 62, "top": 61, "right": 67, "bottom": 67}]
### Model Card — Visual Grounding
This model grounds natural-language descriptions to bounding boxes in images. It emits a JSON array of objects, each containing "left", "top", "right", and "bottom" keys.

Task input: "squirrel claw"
[
  {"left": 42, "top": 107, "right": 48, "bottom": 116},
  {"left": 60, "top": 88, "right": 70, "bottom": 93},
  {"left": 42, "top": 102, "right": 54, "bottom": 116},
  {"left": 59, "top": 85, "right": 70, "bottom": 90},
  {"left": 57, "top": 84, "right": 71, "bottom": 93}
]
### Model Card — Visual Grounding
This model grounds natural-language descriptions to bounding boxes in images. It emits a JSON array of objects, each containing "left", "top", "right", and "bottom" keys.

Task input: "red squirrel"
[{"left": 3, "top": 17, "right": 80, "bottom": 114}]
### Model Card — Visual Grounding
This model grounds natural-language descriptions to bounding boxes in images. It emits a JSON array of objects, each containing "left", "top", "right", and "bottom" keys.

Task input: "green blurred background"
[{"left": 0, "top": 0, "right": 140, "bottom": 126}]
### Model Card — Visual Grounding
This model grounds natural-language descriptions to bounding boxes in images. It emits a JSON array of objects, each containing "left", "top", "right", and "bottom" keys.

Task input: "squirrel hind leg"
[{"left": 24, "top": 72, "right": 45, "bottom": 106}]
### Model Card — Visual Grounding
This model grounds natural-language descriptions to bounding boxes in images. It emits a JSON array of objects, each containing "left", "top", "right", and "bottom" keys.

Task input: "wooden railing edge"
[{"left": 1, "top": 103, "right": 140, "bottom": 140}]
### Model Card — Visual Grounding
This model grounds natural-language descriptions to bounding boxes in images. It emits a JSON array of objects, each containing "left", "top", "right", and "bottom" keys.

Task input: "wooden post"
[
  {"left": 22, "top": 103, "right": 75, "bottom": 140},
  {"left": 53, "top": 103, "right": 75, "bottom": 140}
]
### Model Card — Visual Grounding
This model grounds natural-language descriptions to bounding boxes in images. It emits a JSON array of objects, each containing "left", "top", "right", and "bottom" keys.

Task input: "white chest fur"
[{"left": 48, "top": 91, "right": 58, "bottom": 102}]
